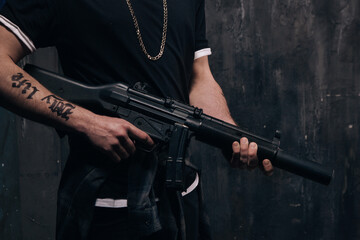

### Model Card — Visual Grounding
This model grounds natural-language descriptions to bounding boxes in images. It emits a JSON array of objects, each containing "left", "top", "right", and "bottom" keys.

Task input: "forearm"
[
  {"left": 189, "top": 60, "right": 235, "bottom": 125},
  {"left": 0, "top": 55, "right": 94, "bottom": 134}
]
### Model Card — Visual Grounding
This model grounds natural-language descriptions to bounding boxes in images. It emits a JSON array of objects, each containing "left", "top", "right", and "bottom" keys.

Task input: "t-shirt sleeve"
[
  {"left": 0, "top": 0, "right": 59, "bottom": 51},
  {"left": 194, "top": 0, "right": 211, "bottom": 59}
]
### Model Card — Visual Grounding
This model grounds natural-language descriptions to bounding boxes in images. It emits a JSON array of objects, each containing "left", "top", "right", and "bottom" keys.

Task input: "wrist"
[{"left": 66, "top": 107, "right": 98, "bottom": 136}]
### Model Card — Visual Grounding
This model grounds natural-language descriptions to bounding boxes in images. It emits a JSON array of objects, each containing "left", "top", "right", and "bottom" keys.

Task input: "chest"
[{"left": 61, "top": 0, "right": 197, "bottom": 45}]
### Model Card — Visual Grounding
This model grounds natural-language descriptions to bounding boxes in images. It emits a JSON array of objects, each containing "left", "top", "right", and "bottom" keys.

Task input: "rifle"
[{"left": 24, "top": 64, "right": 333, "bottom": 188}]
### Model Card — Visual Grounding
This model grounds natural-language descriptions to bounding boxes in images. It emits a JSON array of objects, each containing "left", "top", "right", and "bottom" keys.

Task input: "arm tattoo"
[
  {"left": 41, "top": 95, "right": 76, "bottom": 121},
  {"left": 11, "top": 73, "right": 39, "bottom": 99},
  {"left": 11, "top": 73, "right": 75, "bottom": 120}
]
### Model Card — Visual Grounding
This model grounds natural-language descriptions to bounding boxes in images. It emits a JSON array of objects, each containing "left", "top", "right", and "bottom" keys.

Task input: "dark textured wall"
[
  {"left": 199, "top": 0, "right": 360, "bottom": 239},
  {"left": 0, "top": 0, "right": 359, "bottom": 239}
]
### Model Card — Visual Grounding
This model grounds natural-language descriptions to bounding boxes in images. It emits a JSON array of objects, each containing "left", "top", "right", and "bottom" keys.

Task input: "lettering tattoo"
[
  {"left": 11, "top": 73, "right": 75, "bottom": 120},
  {"left": 11, "top": 73, "right": 39, "bottom": 99},
  {"left": 41, "top": 95, "right": 75, "bottom": 121}
]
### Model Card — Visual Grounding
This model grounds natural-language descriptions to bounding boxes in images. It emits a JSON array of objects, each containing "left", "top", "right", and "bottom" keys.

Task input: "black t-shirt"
[
  {"left": 0, "top": 0, "right": 209, "bottom": 103},
  {"left": 1, "top": 0, "right": 210, "bottom": 201}
]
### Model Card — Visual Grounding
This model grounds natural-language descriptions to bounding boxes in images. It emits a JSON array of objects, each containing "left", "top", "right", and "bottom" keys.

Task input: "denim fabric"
[
  {"left": 55, "top": 136, "right": 211, "bottom": 240},
  {"left": 127, "top": 150, "right": 162, "bottom": 236},
  {"left": 56, "top": 138, "right": 162, "bottom": 240}
]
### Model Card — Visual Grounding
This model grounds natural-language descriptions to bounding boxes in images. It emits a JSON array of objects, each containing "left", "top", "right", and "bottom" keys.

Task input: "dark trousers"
[{"left": 88, "top": 188, "right": 199, "bottom": 240}]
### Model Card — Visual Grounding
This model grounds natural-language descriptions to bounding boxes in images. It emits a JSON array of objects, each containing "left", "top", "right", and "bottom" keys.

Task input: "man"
[{"left": 0, "top": 0, "right": 273, "bottom": 239}]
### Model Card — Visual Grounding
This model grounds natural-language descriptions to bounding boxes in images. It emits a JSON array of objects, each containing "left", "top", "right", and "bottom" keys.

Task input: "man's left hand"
[{"left": 230, "top": 137, "right": 274, "bottom": 176}]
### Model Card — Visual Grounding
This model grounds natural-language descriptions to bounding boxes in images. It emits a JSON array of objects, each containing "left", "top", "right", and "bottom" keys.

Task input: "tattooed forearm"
[
  {"left": 41, "top": 95, "right": 75, "bottom": 121},
  {"left": 11, "top": 73, "right": 39, "bottom": 99},
  {"left": 10, "top": 73, "right": 75, "bottom": 121}
]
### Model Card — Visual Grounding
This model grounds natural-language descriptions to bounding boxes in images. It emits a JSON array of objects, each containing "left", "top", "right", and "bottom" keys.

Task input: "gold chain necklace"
[{"left": 126, "top": 0, "right": 168, "bottom": 61}]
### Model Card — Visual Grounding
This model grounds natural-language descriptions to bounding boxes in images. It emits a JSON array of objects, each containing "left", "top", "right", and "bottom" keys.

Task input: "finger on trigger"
[
  {"left": 129, "top": 126, "right": 154, "bottom": 148},
  {"left": 115, "top": 144, "right": 130, "bottom": 160},
  {"left": 121, "top": 136, "right": 136, "bottom": 155}
]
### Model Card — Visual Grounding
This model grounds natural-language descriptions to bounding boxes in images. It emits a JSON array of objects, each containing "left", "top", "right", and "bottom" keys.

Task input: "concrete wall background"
[
  {"left": 0, "top": 0, "right": 359, "bottom": 239},
  {"left": 199, "top": 0, "right": 359, "bottom": 239}
]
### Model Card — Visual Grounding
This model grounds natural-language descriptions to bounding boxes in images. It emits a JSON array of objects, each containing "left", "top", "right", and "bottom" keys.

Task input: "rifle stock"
[{"left": 24, "top": 64, "right": 333, "bottom": 185}]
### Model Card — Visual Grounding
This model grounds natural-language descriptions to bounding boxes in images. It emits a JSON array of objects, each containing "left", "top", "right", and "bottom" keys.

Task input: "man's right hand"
[{"left": 84, "top": 115, "right": 154, "bottom": 163}]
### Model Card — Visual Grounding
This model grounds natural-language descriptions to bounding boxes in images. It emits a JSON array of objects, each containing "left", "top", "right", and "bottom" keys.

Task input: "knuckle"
[
  {"left": 117, "top": 118, "right": 126, "bottom": 124},
  {"left": 104, "top": 146, "right": 111, "bottom": 152},
  {"left": 123, "top": 123, "right": 131, "bottom": 131},
  {"left": 103, "top": 140, "right": 119, "bottom": 153},
  {"left": 117, "top": 129, "right": 127, "bottom": 138},
  {"left": 109, "top": 138, "right": 119, "bottom": 147}
]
